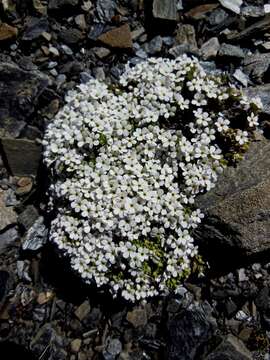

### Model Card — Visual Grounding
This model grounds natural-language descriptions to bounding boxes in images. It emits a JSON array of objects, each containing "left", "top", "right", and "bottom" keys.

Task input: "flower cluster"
[{"left": 43, "top": 55, "right": 262, "bottom": 302}]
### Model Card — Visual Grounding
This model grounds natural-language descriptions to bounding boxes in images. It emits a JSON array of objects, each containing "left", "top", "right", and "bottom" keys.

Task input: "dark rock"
[
  {"left": 208, "top": 8, "right": 229, "bottom": 26},
  {"left": 224, "top": 298, "right": 238, "bottom": 318},
  {"left": 195, "top": 138, "right": 270, "bottom": 258},
  {"left": 75, "top": 300, "right": 91, "bottom": 321},
  {"left": 59, "top": 28, "right": 84, "bottom": 45},
  {"left": 145, "top": 35, "right": 163, "bottom": 54},
  {"left": 228, "top": 14, "right": 270, "bottom": 41},
  {"left": 255, "top": 287, "right": 270, "bottom": 311},
  {"left": 126, "top": 307, "right": 147, "bottom": 328},
  {"left": 168, "top": 44, "right": 199, "bottom": 57},
  {"left": 22, "top": 216, "right": 48, "bottom": 251},
  {"left": 96, "top": 0, "right": 116, "bottom": 23},
  {"left": 152, "top": 0, "right": 178, "bottom": 21},
  {"left": 243, "top": 54, "right": 270, "bottom": 82},
  {"left": 0, "top": 226, "right": 19, "bottom": 254},
  {"left": 22, "top": 17, "right": 49, "bottom": 41},
  {"left": 244, "top": 84, "right": 270, "bottom": 114},
  {"left": 1, "top": 138, "right": 42, "bottom": 177},
  {"left": 48, "top": 0, "right": 79, "bottom": 11},
  {"left": 0, "top": 190, "right": 17, "bottom": 232},
  {"left": 218, "top": 43, "right": 245, "bottom": 58},
  {"left": 98, "top": 24, "right": 133, "bottom": 49},
  {"left": 0, "top": 270, "right": 10, "bottom": 303},
  {"left": 0, "top": 118, "right": 26, "bottom": 138},
  {"left": 18, "top": 205, "right": 39, "bottom": 231},
  {"left": 88, "top": 23, "right": 108, "bottom": 41},
  {"left": 0, "top": 23, "right": 18, "bottom": 41},
  {"left": 166, "top": 302, "right": 216, "bottom": 360},
  {"left": 204, "top": 335, "right": 252, "bottom": 360},
  {"left": 0, "top": 62, "right": 49, "bottom": 126}
]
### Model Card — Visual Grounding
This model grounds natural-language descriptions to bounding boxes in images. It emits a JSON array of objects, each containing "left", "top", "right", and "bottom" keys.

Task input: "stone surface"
[
  {"left": 219, "top": 0, "right": 242, "bottom": 14},
  {"left": 96, "top": 0, "right": 116, "bottom": 23},
  {"left": 48, "top": 0, "right": 79, "bottom": 10},
  {"left": 244, "top": 84, "right": 270, "bottom": 114},
  {"left": 59, "top": 28, "right": 84, "bottom": 45},
  {"left": 204, "top": 335, "right": 252, "bottom": 360},
  {"left": 18, "top": 205, "right": 39, "bottom": 231},
  {"left": 195, "top": 138, "right": 270, "bottom": 257},
  {"left": 0, "top": 62, "right": 49, "bottom": 126},
  {"left": 218, "top": 43, "right": 245, "bottom": 58},
  {"left": 166, "top": 302, "right": 216, "bottom": 360},
  {"left": 0, "top": 23, "right": 18, "bottom": 41},
  {"left": 152, "top": 0, "right": 178, "bottom": 21},
  {"left": 0, "top": 190, "right": 17, "bottom": 232},
  {"left": 98, "top": 24, "right": 133, "bottom": 49},
  {"left": 126, "top": 307, "right": 147, "bottom": 328},
  {"left": 145, "top": 36, "right": 163, "bottom": 54},
  {"left": 243, "top": 54, "right": 270, "bottom": 82},
  {"left": 200, "top": 37, "right": 220, "bottom": 60},
  {"left": 75, "top": 301, "right": 91, "bottom": 321},
  {"left": 1, "top": 138, "right": 42, "bottom": 176},
  {"left": 228, "top": 14, "right": 270, "bottom": 41},
  {"left": 70, "top": 339, "right": 82, "bottom": 353},
  {"left": 175, "top": 24, "right": 197, "bottom": 49},
  {"left": 0, "top": 226, "right": 19, "bottom": 254},
  {"left": 185, "top": 4, "right": 219, "bottom": 20},
  {"left": 22, "top": 217, "right": 48, "bottom": 251},
  {"left": 22, "top": 17, "right": 49, "bottom": 41}
]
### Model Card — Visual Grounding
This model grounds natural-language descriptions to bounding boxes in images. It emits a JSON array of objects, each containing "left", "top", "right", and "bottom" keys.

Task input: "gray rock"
[
  {"left": 152, "top": 0, "right": 178, "bottom": 21},
  {"left": 18, "top": 205, "right": 39, "bottom": 231},
  {"left": 168, "top": 44, "right": 199, "bottom": 57},
  {"left": 243, "top": 54, "right": 270, "bottom": 82},
  {"left": 233, "top": 69, "right": 249, "bottom": 87},
  {"left": 0, "top": 190, "right": 17, "bottom": 232},
  {"left": 59, "top": 28, "right": 84, "bottom": 44},
  {"left": 195, "top": 138, "right": 270, "bottom": 257},
  {"left": 0, "top": 226, "right": 19, "bottom": 254},
  {"left": 48, "top": 0, "right": 79, "bottom": 10},
  {"left": 1, "top": 138, "right": 42, "bottom": 176},
  {"left": 204, "top": 335, "right": 252, "bottom": 360},
  {"left": 96, "top": 0, "right": 116, "bottom": 23},
  {"left": 218, "top": 43, "right": 245, "bottom": 58},
  {"left": 208, "top": 8, "right": 229, "bottom": 26},
  {"left": 200, "top": 37, "right": 220, "bottom": 60},
  {"left": 93, "top": 46, "right": 111, "bottom": 59},
  {"left": 145, "top": 36, "right": 163, "bottom": 55},
  {"left": 244, "top": 84, "right": 270, "bottom": 114},
  {"left": 93, "top": 67, "right": 106, "bottom": 81},
  {"left": 241, "top": 6, "right": 265, "bottom": 18},
  {"left": 22, "top": 216, "right": 48, "bottom": 251},
  {"left": 166, "top": 302, "right": 216, "bottom": 360},
  {"left": 0, "top": 62, "right": 49, "bottom": 126},
  {"left": 219, "top": 0, "right": 242, "bottom": 14},
  {"left": 175, "top": 24, "right": 197, "bottom": 49},
  {"left": 104, "top": 338, "right": 122, "bottom": 359},
  {"left": 126, "top": 307, "right": 147, "bottom": 328},
  {"left": 228, "top": 14, "right": 270, "bottom": 41},
  {"left": 22, "top": 17, "right": 49, "bottom": 41},
  {"left": 60, "top": 44, "right": 73, "bottom": 55},
  {"left": 80, "top": 72, "right": 92, "bottom": 83}
]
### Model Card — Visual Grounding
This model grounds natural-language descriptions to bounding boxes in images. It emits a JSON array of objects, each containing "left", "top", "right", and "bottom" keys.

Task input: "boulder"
[{"left": 194, "top": 138, "right": 270, "bottom": 260}]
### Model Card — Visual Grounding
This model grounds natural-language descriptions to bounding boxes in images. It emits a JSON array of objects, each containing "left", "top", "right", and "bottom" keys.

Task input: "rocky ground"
[{"left": 1, "top": 0, "right": 270, "bottom": 359}]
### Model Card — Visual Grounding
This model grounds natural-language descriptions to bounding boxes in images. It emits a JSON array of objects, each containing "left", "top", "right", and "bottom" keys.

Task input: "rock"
[
  {"left": 254, "top": 287, "right": 270, "bottom": 311},
  {"left": 168, "top": 44, "right": 199, "bottom": 57},
  {"left": 185, "top": 4, "right": 219, "bottom": 20},
  {"left": 218, "top": 43, "right": 245, "bottom": 58},
  {"left": 237, "top": 268, "right": 249, "bottom": 282},
  {"left": 22, "top": 216, "right": 48, "bottom": 251},
  {"left": 0, "top": 62, "right": 49, "bottom": 126},
  {"left": 33, "top": 0, "right": 47, "bottom": 15},
  {"left": 244, "top": 84, "right": 270, "bottom": 114},
  {"left": 145, "top": 36, "right": 163, "bottom": 54},
  {"left": 233, "top": 69, "right": 249, "bottom": 87},
  {"left": 60, "top": 44, "right": 73, "bottom": 55},
  {"left": 204, "top": 335, "right": 252, "bottom": 360},
  {"left": 16, "top": 177, "right": 33, "bottom": 196},
  {"left": 0, "top": 190, "right": 17, "bottom": 232},
  {"left": 200, "top": 37, "right": 220, "bottom": 60},
  {"left": 243, "top": 54, "right": 270, "bottom": 82},
  {"left": 1, "top": 138, "right": 42, "bottom": 177},
  {"left": 22, "top": 17, "right": 49, "bottom": 41},
  {"left": 208, "top": 8, "right": 229, "bottom": 26},
  {"left": 92, "top": 67, "right": 105, "bottom": 81},
  {"left": 166, "top": 302, "right": 216, "bottom": 360},
  {"left": 195, "top": 138, "right": 270, "bottom": 258},
  {"left": 98, "top": 24, "right": 133, "bottom": 49},
  {"left": 152, "top": 0, "right": 178, "bottom": 21},
  {"left": 37, "top": 291, "right": 54, "bottom": 305},
  {"left": 175, "top": 24, "right": 197, "bottom": 49},
  {"left": 75, "top": 300, "right": 91, "bottom": 321},
  {"left": 218, "top": 0, "right": 242, "bottom": 14},
  {"left": 48, "top": 0, "right": 79, "bottom": 10},
  {"left": 96, "top": 0, "right": 116, "bottom": 22},
  {"left": 126, "top": 307, "right": 147, "bottom": 328},
  {"left": 241, "top": 6, "right": 265, "bottom": 18},
  {"left": 59, "top": 28, "right": 84, "bottom": 44},
  {"left": 0, "top": 226, "right": 19, "bottom": 254},
  {"left": 105, "top": 338, "right": 122, "bottom": 358},
  {"left": 75, "top": 14, "right": 87, "bottom": 30},
  {"left": 0, "top": 23, "right": 18, "bottom": 41},
  {"left": 93, "top": 47, "right": 111, "bottom": 59},
  {"left": 71, "top": 339, "right": 82, "bottom": 353},
  {"left": 228, "top": 14, "right": 270, "bottom": 41},
  {"left": 131, "top": 27, "right": 145, "bottom": 41},
  {"left": 0, "top": 270, "right": 10, "bottom": 303},
  {"left": 18, "top": 205, "right": 39, "bottom": 231}
]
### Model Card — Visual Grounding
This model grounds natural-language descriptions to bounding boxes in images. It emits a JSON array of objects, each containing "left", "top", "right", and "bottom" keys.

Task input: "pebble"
[
  {"left": 145, "top": 35, "right": 163, "bottom": 54},
  {"left": 219, "top": 0, "right": 243, "bottom": 15},
  {"left": 74, "top": 300, "right": 91, "bottom": 321},
  {"left": 200, "top": 37, "right": 220, "bottom": 60},
  {"left": 126, "top": 307, "right": 147, "bottom": 328},
  {"left": 0, "top": 23, "right": 18, "bottom": 41},
  {"left": 233, "top": 69, "right": 249, "bottom": 87},
  {"left": 93, "top": 47, "right": 111, "bottom": 59},
  {"left": 71, "top": 339, "right": 82, "bottom": 353},
  {"left": 61, "top": 44, "right": 73, "bottom": 56},
  {"left": 75, "top": 14, "right": 87, "bottom": 30},
  {"left": 218, "top": 43, "right": 245, "bottom": 58}
]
